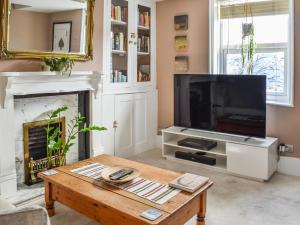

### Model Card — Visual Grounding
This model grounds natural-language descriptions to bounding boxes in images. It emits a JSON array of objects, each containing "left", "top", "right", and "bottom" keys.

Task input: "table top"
[{"left": 39, "top": 154, "right": 213, "bottom": 224}]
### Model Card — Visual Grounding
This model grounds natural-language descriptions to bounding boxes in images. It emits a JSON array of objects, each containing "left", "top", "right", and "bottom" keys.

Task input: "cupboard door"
[
  {"left": 133, "top": 93, "right": 148, "bottom": 153},
  {"left": 100, "top": 95, "right": 116, "bottom": 156},
  {"left": 227, "top": 143, "right": 268, "bottom": 180},
  {"left": 135, "top": 0, "right": 155, "bottom": 85},
  {"left": 110, "top": 0, "right": 130, "bottom": 85},
  {"left": 114, "top": 94, "right": 134, "bottom": 157}
]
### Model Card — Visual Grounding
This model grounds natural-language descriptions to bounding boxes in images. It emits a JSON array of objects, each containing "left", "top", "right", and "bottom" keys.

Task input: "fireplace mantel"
[
  {"left": 0, "top": 71, "right": 105, "bottom": 198},
  {"left": 0, "top": 71, "right": 104, "bottom": 108}
]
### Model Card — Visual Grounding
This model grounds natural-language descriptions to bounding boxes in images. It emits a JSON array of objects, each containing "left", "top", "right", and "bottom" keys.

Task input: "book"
[
  {"left": 111, "top": 4, "right": 128, "bottom": 22},
  {"left": 169, "top": 173, "right": 209, "bottom": 193},
  {"left": 140, "top": 208, "right": 162, "bottom": 221}
]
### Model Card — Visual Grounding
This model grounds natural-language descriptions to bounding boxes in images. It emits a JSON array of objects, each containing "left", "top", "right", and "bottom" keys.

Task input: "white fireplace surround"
[{"left": 0, "top": 71, "right": 104, "bottom": 197}]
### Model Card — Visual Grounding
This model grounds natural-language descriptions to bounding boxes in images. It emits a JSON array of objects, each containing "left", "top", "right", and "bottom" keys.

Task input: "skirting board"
[{"left": 278, "top": 156, "right": 300, "bottom": 177}]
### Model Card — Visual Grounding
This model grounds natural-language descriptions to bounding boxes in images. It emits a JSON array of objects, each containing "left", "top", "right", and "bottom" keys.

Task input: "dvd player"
[{"left": 178, "top": 138, "right": 217, "bottom": 150}]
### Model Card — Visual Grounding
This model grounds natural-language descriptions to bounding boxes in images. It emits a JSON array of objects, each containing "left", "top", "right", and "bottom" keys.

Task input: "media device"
[
  {"left": 174, "top": 75, "right": 266, "bottom": 138},
  {"left": 178, "top": 138, "right": 217, "bottom": 150},
  {"left": 175, "top": 151, "right": 216, "bottom": 166}
]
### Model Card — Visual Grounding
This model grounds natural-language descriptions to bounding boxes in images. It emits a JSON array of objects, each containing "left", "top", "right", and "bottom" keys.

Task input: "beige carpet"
[{"left": 50, "top": 149, "right": 300, "bottom": 225}]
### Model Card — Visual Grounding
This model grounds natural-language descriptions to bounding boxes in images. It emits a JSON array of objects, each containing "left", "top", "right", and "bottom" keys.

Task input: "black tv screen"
[{"left": 174, "top": 75, "right": 266, "bottom": 138}]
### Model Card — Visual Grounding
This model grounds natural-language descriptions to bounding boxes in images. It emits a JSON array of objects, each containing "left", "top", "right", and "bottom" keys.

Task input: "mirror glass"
[{"left": 8, "top": 0, "right": 88, "bottom": 54}]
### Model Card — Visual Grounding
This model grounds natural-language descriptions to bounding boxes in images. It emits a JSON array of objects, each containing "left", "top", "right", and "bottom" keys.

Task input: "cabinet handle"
[{"left": 113, "top": 121, "right": 118, "bottom": 128}]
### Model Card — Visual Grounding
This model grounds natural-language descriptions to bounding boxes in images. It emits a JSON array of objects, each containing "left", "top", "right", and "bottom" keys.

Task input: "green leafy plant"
[
  {"left": 241, "top": 22, "right": 255, "bottom": 75},
  {"left": 45, "top": 107, "right": 107, "bottom": 167},
  {"left": 240, "top": 3, "right": 256, "bottom": 75},
  {"left": 43, "top": 57, "right": 75, "bottom": 76}
]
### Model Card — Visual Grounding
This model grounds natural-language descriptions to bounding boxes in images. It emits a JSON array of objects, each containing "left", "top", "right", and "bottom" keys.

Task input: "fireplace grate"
[{"left": 23, "top": 117, "right": 66, "bottom": 185}]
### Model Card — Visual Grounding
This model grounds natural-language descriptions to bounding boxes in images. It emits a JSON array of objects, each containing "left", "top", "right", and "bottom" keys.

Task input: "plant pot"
[
  {"left": 242, "top": 23, "right": 254, "bottom": 37},
  {"left": 41, "top": 64, "right": 51, "bottom": 71}
]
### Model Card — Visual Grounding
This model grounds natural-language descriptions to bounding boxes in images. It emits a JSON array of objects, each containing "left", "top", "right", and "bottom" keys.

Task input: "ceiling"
[{"left": 11, "top": 0, "right": 86, "bottom": 13}]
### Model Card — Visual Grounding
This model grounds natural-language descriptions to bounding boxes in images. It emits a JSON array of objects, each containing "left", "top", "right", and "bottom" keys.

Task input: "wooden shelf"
[
  {"left": 164, "top": 138, "right": 227, "bottom": 157},
  {"left": 163, "top": 152, "right": 227, "bottom": 170},
  {"left": 138, "top": 25, "right": 150, "bottom": 30},
  {"left": 112, "top": 50, "right": 127, "bottom": 55},
  {"left": 111, "top": 19, "right": 127, "bottom": 26},
  {"left": 137, "top": 52, "right": 150, "bottom": 56}
]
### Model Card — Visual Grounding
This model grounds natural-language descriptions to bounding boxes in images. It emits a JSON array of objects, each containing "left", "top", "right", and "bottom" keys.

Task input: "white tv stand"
[{"left": 162, "top": 127, "right": 279, "bottom": 181}]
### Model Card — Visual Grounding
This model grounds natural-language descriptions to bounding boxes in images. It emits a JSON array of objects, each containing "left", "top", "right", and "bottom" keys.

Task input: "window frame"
[{"left": 209, "top": 0, "right": 294, "bottom": 107}]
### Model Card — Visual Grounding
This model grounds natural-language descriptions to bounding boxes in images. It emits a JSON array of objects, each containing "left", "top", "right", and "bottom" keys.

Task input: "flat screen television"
[{"left": 174, "top": 74, "right": 266, "bottom": 138}]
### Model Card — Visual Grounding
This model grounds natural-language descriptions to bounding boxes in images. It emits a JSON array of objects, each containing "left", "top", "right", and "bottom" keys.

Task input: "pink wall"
[
  {"left": 0, "top": 0, "right": 103, "bottom": 72},
  {"left": 9, "top": 10, "right": 50, "bottom": 52},
  {"left": 157, "top": 0, "right": 300, "bottom": 158}
]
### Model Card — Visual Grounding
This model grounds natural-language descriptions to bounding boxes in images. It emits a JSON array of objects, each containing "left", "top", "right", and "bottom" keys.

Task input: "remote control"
[{"left": 109, "top": 169, "right": 134, "bottom": 180}]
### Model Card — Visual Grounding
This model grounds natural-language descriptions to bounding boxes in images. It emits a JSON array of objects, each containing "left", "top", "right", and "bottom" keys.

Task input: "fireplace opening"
[
  {"left": 14, "top": 91, "right": 90, "bottom": 186},
  {"left": 23, "top": 117, "right": 66, "bottom": 185}
]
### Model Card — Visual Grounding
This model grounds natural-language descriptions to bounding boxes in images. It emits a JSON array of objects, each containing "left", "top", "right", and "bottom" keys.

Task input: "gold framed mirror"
[{"left": 0, "top": 0, "right": 94, "bottom": 61}]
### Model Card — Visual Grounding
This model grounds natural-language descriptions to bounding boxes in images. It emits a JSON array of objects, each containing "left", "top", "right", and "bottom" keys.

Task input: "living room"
[{"left": 0, "top": 0, "right": 299, "bottom": 225}]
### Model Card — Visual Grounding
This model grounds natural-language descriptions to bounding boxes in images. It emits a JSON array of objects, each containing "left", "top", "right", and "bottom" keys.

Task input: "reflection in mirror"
[{"left": 9, "top": 0, "right": 87, "bottom": 54}]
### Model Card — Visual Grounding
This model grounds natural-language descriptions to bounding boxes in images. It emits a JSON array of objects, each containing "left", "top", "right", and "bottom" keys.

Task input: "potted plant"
[
  {"left": 240, "top": 3, "right": 255, "bottom": 75},
  {"left": 43, "top": 57, "right": 75, "bottom": 76},
  {"left": 45, "top": 107, "right": 106, "bottom": 167}
]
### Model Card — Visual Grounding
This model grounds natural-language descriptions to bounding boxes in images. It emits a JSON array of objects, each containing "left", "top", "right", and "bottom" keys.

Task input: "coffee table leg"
[
  {"left": 45, "top": 181, "right": 55, "bottom": 217},
  {"left": 197, "top": 191, "right": 207, "bottom": 225}
]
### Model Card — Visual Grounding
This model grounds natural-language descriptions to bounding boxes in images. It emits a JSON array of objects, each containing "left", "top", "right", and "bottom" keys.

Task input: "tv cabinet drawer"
[{"left": 226, "top": 143, "right": 268, "bottom": 180}]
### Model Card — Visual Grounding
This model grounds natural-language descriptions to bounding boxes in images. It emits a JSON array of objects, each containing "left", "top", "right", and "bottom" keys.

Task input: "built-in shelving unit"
[
  {"left": 101, "top": 0, "right": 157, "bottom": 159},
  {"left": 162, "top": 127, "right": 279, "bottom": 181},
  {"left": 103, "top": 0, "right": 155, "bottom": 87}
]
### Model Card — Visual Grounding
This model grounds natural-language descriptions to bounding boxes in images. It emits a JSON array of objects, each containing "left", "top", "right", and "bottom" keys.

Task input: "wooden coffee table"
[{"left": 38, "top": 155, "right": 213, "bottom": 225}]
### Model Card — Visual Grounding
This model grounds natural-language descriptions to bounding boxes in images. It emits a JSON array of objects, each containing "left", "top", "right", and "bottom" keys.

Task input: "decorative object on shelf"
[
  {"left": 46, "top": 107, "right": 107, "bottom": 167},
  {"left": 138, "top": 65, "right": 150, "bottom": 82},
  {"left": 174, "top": 14, "right": 188, "bottom": 31},
  {"left": 175, "top": 56, "right": 189, "bottom": 72},
  {"left": 43, "top": 57, "right": 75, "bottom": 76},
  {"left": 111, "top": 4, "right": 128, "bottom": 22},
  {"left": 52, "top": 22, "right": 72, "bottom": 53},
  {"left": 175, "top": 35, "right": 188, "bottom": 52}
]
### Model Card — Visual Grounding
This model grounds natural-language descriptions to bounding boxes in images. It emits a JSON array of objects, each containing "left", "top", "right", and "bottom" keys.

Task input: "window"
[{"left": 209, "top": 0, "right": 294, "bottom": 106}]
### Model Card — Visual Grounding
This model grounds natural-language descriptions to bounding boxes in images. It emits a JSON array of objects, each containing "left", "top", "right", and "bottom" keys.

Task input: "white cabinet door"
[
  {"left": 100, "top": 94, "right": 115, "bottom": 156},
  {"left": 115, "top": 94, "right": 135, "bottom": 157},
  {"left": 133, "top": 93, "right": 149, "bottom": 154},
  {"left": 227, "top": 143, "right": 268, "bottom": 180}
]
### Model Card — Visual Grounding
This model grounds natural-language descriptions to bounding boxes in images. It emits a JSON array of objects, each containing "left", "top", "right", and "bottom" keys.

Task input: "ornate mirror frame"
[{"left": 0, "top": 0, "right": 94, "bottom": 61}]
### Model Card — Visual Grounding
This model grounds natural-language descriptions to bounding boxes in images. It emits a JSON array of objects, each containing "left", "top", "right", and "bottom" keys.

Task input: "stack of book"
[
  {"left": 138, "top": 11, "right": 150, "bottom": 27},
  {"left": 111, "top": 70, "right": 127, "bottom": 83},
  {"left": 169, "top": 173, "right": 209, "bottom": 193},
  {"left": 111, "top": 4, "right": 128, "bottom": 22},
  {"left": 137, "top": 35, "right": 150, "bottom": 53},
  {"left": 111, "top": 32, "right": 127, "bottom": 52}
]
